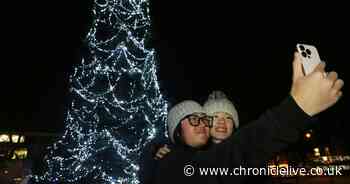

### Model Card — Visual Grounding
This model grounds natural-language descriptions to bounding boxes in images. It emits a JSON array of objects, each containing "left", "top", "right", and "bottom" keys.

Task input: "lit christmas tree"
[{"left": 31, "top": 0, "right": 168, "bottom": 183}]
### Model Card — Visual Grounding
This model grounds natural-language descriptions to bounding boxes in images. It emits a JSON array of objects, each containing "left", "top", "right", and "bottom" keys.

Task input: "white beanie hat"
[
  {"left": 167, "top": 100, "right": 203, "bottom": 143},
  {"left": 203, "top": 91, "right": 239, "bottom": 128}
]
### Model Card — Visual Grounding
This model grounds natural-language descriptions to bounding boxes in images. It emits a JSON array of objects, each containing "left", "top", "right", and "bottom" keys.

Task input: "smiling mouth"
[{"left": 215, "top": 127, "right": 227, "bottom": 133}]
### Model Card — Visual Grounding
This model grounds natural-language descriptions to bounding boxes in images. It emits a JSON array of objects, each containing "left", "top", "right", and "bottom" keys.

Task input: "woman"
[{"left": 154, "top": 90, "right": 238, "bottom": 158}]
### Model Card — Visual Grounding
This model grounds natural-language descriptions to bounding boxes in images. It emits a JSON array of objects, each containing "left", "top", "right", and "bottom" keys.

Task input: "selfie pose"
[{"left": 152, "top": 52, "right": 344, "bottom": 184}]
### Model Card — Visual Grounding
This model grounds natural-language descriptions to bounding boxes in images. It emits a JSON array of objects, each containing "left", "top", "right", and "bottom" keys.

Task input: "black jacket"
[{"left": 153, "top": 96, "right": 312, "bottom": 184}]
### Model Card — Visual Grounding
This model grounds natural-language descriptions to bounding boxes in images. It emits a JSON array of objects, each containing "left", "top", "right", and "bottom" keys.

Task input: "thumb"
[{"left": 292, "top": 52, "right": 304, "bottom": 82}]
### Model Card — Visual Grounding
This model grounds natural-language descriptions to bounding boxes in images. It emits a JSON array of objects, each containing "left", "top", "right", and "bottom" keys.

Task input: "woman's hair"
[
  {"left": 173, "top": 123, "right": 184, "bottom": 145},
  {"left": 172, "top": 121, "right": 212, "bottom": 148}
]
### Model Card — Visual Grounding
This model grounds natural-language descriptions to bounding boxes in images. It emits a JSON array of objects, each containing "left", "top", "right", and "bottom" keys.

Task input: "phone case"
[{"left": 296, "top": 43, "right": 322, "bottom": 75}]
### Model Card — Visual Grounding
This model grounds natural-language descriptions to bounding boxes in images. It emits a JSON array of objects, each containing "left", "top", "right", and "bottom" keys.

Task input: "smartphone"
[{"left": 296, "top": 43, "right": 322, "bottom": 75}]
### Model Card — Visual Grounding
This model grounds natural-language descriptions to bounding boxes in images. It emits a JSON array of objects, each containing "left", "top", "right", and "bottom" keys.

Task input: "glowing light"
[
  {"left": 305, "top": 132, "right": 311, "bottom": 139},
  {"left": 321, "top": 156, "right": 328, "bottom": 162},
  {"left": 19, "top": 136, "right": 25, "bottom": 143},
  {"left": 0, "top": 134, "right": 10, "bottom": 143},
  {"left": 12, "top": 148, "right": 28, "bottom": 159},
  {"left": 313, "top": 147, "right": 320, "bottom": 153},
  {"left": 313, "top": 147, "right": 320, "bottom": 157},
  {"left": 278, "top": 163, "right": 288, "bottom": 168},
  {"left": 11, "top": 134, "right": 20, "bottom": 143},
  {"left": 13, "top": 177, "right": 22, "bottom": 182},
  {"left": 31, "top": 0, "right": 168, "bottom": 183}
]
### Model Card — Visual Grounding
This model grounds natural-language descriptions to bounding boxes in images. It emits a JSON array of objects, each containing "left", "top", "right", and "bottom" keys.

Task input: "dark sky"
[{"left": 1, "top": 1, "right": 349, "bottom": 146}]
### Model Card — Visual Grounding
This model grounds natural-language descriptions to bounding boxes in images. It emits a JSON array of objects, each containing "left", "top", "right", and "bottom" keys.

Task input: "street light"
[
  {"left": 314, "top": 147, "right": 320, "bottom": 157},
  {"left": 305, "top": 132, "right": 311, "bottom": 139}
]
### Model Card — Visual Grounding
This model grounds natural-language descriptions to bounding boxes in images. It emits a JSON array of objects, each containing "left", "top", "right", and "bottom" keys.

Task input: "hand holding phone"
[{"left": 296, "top": 43, "right": 322, "bottom": 75}]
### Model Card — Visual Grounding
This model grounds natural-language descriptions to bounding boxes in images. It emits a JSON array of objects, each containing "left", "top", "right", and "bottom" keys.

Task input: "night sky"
[{"left": 1, "top": 1, "right": 349, "bottom": 147}]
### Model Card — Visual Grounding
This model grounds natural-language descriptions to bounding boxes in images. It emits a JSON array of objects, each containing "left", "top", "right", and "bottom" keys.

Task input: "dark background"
[{"left": 1, "top": 1, "right": 349, "bottom": 149}]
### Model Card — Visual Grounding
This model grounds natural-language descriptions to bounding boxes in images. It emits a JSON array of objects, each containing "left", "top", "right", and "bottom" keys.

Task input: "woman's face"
[
  {"left": 180, "top": 113, "right": 210, "bottom": 148},
  {"left": 210, "top": 112, "right": 235, "bottom": 143}
]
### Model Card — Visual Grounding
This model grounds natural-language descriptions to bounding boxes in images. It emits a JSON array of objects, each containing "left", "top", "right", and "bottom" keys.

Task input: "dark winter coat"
[{"left": 153, "top": 96, "right": 312, "bottom": 184}]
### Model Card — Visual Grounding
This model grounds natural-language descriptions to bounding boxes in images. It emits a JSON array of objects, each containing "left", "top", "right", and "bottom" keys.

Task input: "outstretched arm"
[{"left": 195, "top": 52, "right": 344, "bottom": 168}]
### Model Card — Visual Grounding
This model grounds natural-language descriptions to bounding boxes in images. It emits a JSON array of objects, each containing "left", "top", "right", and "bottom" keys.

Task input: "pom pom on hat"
[{"left": 203, "top": 91, "right": 239, "bottom": 128}]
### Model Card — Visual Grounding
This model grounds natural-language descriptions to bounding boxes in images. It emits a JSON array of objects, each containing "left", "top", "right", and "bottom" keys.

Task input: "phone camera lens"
[
  {"left": 299, "top": 45, "right": 305, "bottom": 51},
  {"left": 306, "top": 49, "right": 311, "bottom": 55},
  {"left": 301, "top": 51, "right": 307, "bottom": 58}
]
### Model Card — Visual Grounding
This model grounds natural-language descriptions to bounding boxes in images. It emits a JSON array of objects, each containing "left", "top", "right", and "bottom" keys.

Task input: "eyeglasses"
[{"left": 183, "top": 114, "right": 213, "bottom": 128}]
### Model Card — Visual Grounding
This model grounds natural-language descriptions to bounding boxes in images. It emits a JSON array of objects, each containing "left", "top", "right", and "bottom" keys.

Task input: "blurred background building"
[{"left": 0, "top": 132, "right": 59, "bottom": 184}]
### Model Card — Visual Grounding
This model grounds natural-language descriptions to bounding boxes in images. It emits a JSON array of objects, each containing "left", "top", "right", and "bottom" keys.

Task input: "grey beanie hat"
[
  {"left": 203, "top": 91, "right": 239, "bottom": 128},
  {"left": 167, "top": 100, "right": 203, "bottom": 143}
]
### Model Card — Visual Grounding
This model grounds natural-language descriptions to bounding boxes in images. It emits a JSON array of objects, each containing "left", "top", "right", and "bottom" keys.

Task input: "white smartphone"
[{"left": 296, "top": 43, "right": 322, "bottom": 75}]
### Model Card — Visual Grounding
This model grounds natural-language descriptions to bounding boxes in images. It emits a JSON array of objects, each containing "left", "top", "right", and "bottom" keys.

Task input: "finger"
[
  {"left": 159, "top": 149, "right": 168, "bottom": 155},
  {"left": 336, "top": 91, "right": 343, "bottom": 99},
  {"left": 333, "top": 79, "right": 344, "bottom": 91},
  {"left": 161, "top": 148, "right": 171, "bottom": 154},
  {"left": 327, "top": 71, "right": 338, "bottom": 83},
  {"left": 159, "top": 147, "right": 167, "bottom": 152},
  {"left": 155, "top": 147, "right": 165, "bottom": 157},
  {"left": 163, "top": 147, "right": 171, "bottom": 152},
  {"left": 313, "top": 61, "right": 326, "bottom": 73},
  {"left": 293, "top": 52, "right": 304, "bottom": 81},
  {"left": 155, "top": 152, "right": 164, "bottom": 159},
  {"left": 163, "top": 144, "right": 169, "bottom": 150}
]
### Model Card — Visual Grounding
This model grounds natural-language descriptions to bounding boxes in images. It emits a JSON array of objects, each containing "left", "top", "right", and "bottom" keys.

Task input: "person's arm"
[
  {"left": 194, "top": 95, "right": 311, "bottom": 168},
  {"left": 230, "top": 95, "right": 311, "bottom": 167},
  {"left": 195, "top": 52, "right": 344, "bottom": 168}
]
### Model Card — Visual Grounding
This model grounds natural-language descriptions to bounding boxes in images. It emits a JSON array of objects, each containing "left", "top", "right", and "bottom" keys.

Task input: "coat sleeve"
[{"left": 194, "top": 95, "right": 312, "bottom": 168}]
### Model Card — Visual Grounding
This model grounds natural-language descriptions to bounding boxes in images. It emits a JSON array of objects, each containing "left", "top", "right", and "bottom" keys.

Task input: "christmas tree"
[{"left": 32, "top": 0, "right": 168, "bottom": 183}]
